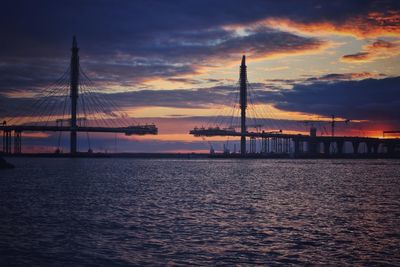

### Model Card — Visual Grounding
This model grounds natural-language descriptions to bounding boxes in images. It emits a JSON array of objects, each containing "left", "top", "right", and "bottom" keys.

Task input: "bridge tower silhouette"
[
  {"left": 70, "top": 36, "right": 79, "bottom": 154},
  {"left": 0, "top": 36, "right": 158, "bottom": 155},
  {"left": 239, "top": 55, "right": 247, "bottom": 156},
  {"left": 189, "top": 56, "right": 400, "bottom": 157}
]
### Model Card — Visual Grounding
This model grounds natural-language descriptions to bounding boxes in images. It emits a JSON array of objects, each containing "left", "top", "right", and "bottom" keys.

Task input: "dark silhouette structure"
[
  {"left": 190, "top": 56, "right": 400, "bottom": 157},
  {"left": 0, "top": 37, "right": 157, "bottom": 155},
  {"left": 240, "top": 55, "right": 247, "bottom": 156},
  {"left": 70, "top": 36, "right": 79, "bottom": 154}
]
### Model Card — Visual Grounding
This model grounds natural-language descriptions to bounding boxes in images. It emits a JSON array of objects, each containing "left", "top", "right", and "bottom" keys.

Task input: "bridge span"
[
  {"left": 1, "top": 125, "right": 157, "bottom": 154},
  {"left": 189, "top": 56, "right": 400, "bottom": 157},
  {"left": 190, "top": 127, "right": 399, "bottom": 156},
  {"left": 0, "top": 36, "right": 158, "bottom": 155}
]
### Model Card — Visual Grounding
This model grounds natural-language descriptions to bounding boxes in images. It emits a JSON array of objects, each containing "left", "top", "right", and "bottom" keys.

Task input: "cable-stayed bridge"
[
  {"left": 1, "top": 38, "right": 398, "bottom": 157},
  {"left": 190, "top": 56, "right": 400, "bottom": 157},
  {"left": 1, "top": 37, "right": 157, "bottom": 154}
]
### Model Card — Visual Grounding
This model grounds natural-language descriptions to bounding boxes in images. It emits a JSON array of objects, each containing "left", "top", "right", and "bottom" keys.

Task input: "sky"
[{"left": 0, "top": 0, "right": 399, "bottom": 153}]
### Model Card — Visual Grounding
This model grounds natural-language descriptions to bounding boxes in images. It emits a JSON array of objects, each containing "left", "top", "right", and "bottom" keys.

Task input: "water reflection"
[{"left": 0, "top": 158, "right": 399, "bottom": 265}]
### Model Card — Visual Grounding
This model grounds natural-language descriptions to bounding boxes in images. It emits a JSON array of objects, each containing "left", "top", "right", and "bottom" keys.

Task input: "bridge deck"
[
  {"left": 190, "top": 128, "right": 302, "bottom": 138},
  {"left": 189, "top": 128, "right": 399, "bottom": 143},
  {"left": 0, "top": 125, "right": 158, "bottom": 135}
]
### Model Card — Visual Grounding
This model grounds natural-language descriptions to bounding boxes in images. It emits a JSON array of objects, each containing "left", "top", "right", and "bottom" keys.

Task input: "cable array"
[{"left": 2, "top": 65, "right": 138, "bottom": 129}]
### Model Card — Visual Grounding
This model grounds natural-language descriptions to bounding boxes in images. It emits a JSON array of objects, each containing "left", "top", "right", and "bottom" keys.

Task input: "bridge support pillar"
[
  {"left": 337, "top": 141, "right": 344, "bottom": 154},
  {"left": 71, "top": 130, "right": 77, "bottom": 154},
  {"left": 261, "top": 137, "right": 267, "bottom": 153},
  {"left": 284, "top": 138, "right": 290, "bottom": 153},
  {"left": 373, "top": 143, "right": 380, "bottom": 154},
  {"left": 249, "top": 137, "right": 256, "bottom": 153},
  {"left": 352, "top": 141, "right": 360, "bottom": 154},
  {"left": 277, "top": 138, "right": 281, "bottom": 153},
  {"left": 386, "top": 143, "right": 395, "bottom": 155},
  {"left": 308, "top": 139, "right": 318, "bottom": 154},
  {"left": 323, "top": 142, "right": 330, "bottom": 154},
  {"left": 240, "top": 136, "right": 246, "bottom": 155},
  {"left": 14, "top": 131, "right": 21, "bottom": 154},
  {"left": 366, "top": 142, "right": 373, "bottom": 154},
  {"left": 294, "top": 139, "right": 300, "bottom": 154},
  {"left": 2, "top": 130, "right": 12, "bottom": 154}
]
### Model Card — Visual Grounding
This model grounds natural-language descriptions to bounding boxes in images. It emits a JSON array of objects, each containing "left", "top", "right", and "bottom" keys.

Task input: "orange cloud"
[
  {"left": 223, "top": 10, "right": 399, "bottom": 39},
  {"left": 261, "top": 10, "right": 400, "bottom": 38}
]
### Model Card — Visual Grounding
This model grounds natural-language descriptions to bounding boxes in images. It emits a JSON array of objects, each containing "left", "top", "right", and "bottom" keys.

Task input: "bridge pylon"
[
  {"left": 70, "top": 36, "right": 79, "bottom": 154},
  {"left": 240, "top": 55, "right": 247, "bottom": 155}
]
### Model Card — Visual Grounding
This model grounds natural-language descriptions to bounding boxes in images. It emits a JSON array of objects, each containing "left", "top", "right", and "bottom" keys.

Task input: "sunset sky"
[{"left": 0, "top": 0, "right": 399, "bottom": 153}]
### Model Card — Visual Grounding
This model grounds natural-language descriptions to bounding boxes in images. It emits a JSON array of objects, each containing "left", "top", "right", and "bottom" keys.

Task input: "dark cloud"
[
  {"left": 0, "top": 27, "right": 324, "bottom": 93},
  {"left": 304, "top": 72, "right": 384, "bottom": 82},
  {"left": 0, "top": 58, "right": 70, "bottom": 94},
  {"left": 1, "top": 0, "right": 397, "bottom": 92},
  {"left": 203, "top": 78, "right": 222, "bottom": 83},
  {"left": 341, "top": 52, "right": 370, "bottom": 61},
  {"left": 266, "top": 72, "right": 387, "bottom": 88},
  {"left": 2, "top": 1, "right": 398, "bottom": 50},
  {"left": 166, "top": 78, "right": 202, "bottom": 85},
  {"left": 268, "top": 77, "right": 400, "bottom": 121},
  {"left": 372, "top": 39, "right": 396, "bottom": 48}
]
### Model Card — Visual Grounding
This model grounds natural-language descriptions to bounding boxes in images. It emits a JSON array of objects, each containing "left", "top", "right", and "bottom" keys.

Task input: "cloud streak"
[{"left": 341, "top": 39, "right": 400, "bottom": 62}]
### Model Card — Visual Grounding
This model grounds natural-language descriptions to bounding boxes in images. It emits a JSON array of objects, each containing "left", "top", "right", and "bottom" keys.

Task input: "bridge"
[
  {"left": 190, "top": 56, "right": 400, "bottom": 157},
  {"left": 1, "top": 37, "right": 157, "bottom": 155}
]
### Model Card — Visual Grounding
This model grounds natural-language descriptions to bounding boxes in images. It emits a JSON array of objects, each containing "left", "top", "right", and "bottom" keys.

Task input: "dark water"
[{"left": 0, "top": 158, "right": 399, "bottom": 266}]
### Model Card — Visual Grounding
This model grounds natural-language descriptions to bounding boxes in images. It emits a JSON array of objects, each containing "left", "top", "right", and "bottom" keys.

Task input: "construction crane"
[
  {"left": 300, "top": 115, "right": 350, "bottom": 137},
  {"left": 331, "top": 115, "right": 350, "bottom": 137}
]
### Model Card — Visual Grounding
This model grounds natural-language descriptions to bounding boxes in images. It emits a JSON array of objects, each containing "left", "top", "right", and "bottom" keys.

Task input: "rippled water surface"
[{"left": 0, "top": 158, "right": 399, "bottom": 266}]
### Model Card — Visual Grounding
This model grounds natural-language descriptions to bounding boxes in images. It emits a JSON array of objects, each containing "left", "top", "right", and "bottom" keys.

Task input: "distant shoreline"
[{"left": 1, "top": 152, "right": 399, "bottom": 159}]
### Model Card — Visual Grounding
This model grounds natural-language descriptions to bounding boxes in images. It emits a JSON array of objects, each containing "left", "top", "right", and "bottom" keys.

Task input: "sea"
[{"left": 0, "top": 158, "right": 399, "bottom": 266}]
